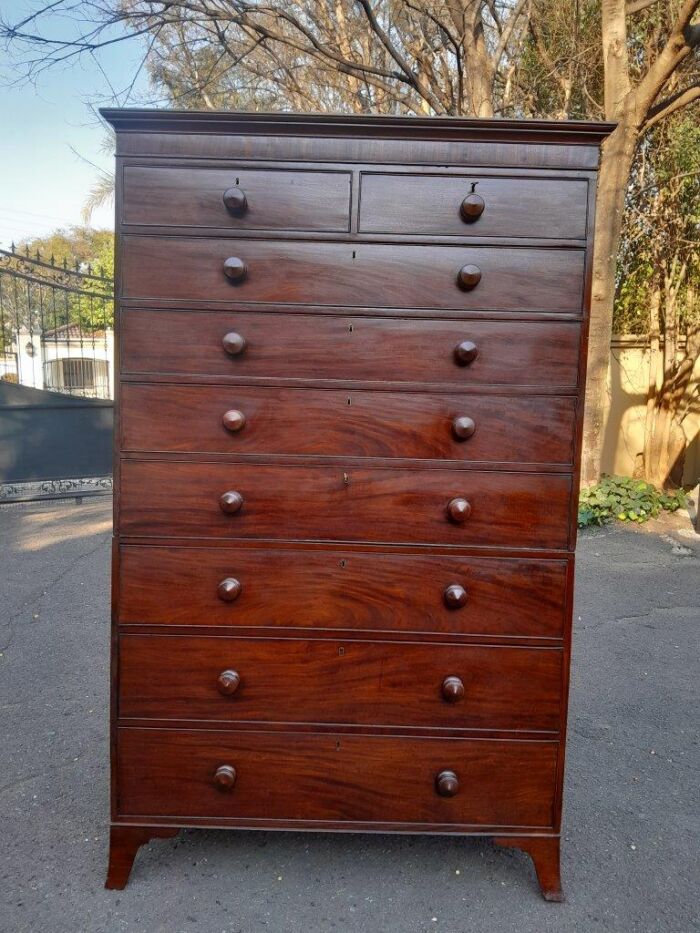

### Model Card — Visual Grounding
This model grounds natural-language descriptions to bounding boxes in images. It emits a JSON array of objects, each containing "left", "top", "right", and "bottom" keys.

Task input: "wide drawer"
[
  {"left": 116, "top": 728, "right": 558, "bottom": 827},
  {"left": 118, "top": 546, "right": 569, "bottom": 639},
  {"left": 119, "top": 461, "right": 572, "bottom": 549},
  {"left": 359, "top": 172, "right": 589, "bottom": 239},
  {"left": 120, "top": 383, "right": 576, "bottom": 466},
  {"left": 121, "top": 310, "right": 581, "bottom": 388},
  {"left": 122, "top": 165, "right": 352, "bottom": 232},
  {"left": 119, "top": 634, "right": 562, "bottom": 731},
  {"left": 120, "top": 236, "right": 585, "bottom": 313}
]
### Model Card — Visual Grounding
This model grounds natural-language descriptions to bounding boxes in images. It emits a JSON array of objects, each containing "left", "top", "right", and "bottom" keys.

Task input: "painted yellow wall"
[{"left": 601, "top": 337, "right": 700, "bottom": 486}]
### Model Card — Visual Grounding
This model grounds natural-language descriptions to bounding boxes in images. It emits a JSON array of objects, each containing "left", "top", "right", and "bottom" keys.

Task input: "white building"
[{"left": 0, "top": 324, "right": 115, "bottom": 399}]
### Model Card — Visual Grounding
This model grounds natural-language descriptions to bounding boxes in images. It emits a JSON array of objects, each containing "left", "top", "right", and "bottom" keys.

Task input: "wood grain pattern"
[
  {"left": 102, "top": 108, "right": 616, "bottom": 144},
  {"left": 493, "top": 835, "right": 563, "bottom": 901},
  {"left": 119, "top": 460, "right": 572, "bottom": 549},
  {"left": 120, "top": 383, "right": 576, "bottom": 465},
  {"left": 114, "top": 134, "right": 605, "bottom": 173},
  {"left": 121, "top": 310, "right": 581, "bottom": 389},
  {"left": 118, "top": 634, "right": 562, "bottom": 731},
  {"left": 117, "top": 545, "right": 569, "bottom": 638},
  {"left": 116, "top": 727, "right": 559, "bottom": 827},
  {"left": 101, "top": 107, "right": 614, "bottom": 896},
  {"left": 359, "top": 173, "right": 588, "bottom": 239},
  {"left": 122, "top": 165, "right": 352, "bottom": 231},
  {"left": 120, "top": 236, "right": 585, "bottom": 313},
  {"left": 105, "top": 826, "right": 178, "bottom": 890}
]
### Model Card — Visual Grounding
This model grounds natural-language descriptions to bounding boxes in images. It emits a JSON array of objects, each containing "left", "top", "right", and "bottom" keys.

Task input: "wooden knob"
[
  {"left": 213, "top": 764, "right": 237, "bottom": 791},
  {"left": 223, "top": 257, "right": 248, "bottom": 283},
  {"left": 447, "top": 497, "right": 471, "bottom": 524},
  {"left": 219, "top": 490, "right": 244, "bottom": 514},
  {"left": 223, "top": 409, "right": 246, "bottom": 432},
  {"left": 460, "top": 192, "right": 485, "bottom": 222},
  {"left": 222, "top": 332, "right": 247, "bottom": 356},
  {"left": 452, "top": 416, "right": 476, "bottom": 440},
  {"left": 441, "top": 676, "right": 465, "bottom": 703},
  {"left": 454, "top": 340, "right": 479, "bottom": 366},
  {"left": 443, "top": 584, "right": 468, "bottom": 609},
  {"left": 223, "top": 187, "right": 248, "bottom": 216},
  {"left": 457, "top": 264, "right": 481, "bottom": 290},
  {"left": 435, "top": 770, "right": 459, "bottom": 797},
  {"left": 217, "top": 577, "right": 242, "bottom": 602},
  {"left": 217, "top": 669, "right": 241, "bottom": 696}
]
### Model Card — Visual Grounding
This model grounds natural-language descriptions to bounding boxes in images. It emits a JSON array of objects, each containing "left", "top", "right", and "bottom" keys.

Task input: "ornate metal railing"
[{"left": 0, "top": 244, "right": 114, "bottom": 399}]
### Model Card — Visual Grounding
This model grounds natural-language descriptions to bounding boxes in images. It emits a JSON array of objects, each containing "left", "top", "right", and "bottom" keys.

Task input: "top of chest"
[{"left": 101, "top": 109, "right": 614, "bottom": 172}]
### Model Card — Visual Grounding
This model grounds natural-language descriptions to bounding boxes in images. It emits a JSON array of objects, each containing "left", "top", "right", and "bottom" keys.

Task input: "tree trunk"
[{"left": 580, "top": 118, "right": 639, "bottom": 484}]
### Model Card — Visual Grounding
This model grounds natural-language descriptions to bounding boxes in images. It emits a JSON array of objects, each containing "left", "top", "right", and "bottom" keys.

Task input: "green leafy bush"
[{"left": 578, "top": 475, "right": 687, "bottom": 527}]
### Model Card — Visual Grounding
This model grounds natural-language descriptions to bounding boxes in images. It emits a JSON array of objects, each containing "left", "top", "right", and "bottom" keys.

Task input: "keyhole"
[
  {"left": 235, "top": 177, "right": 240, "bottom": 185},
  {"left": 343, "top": 472, "right": 350, "bottom": 485},
  {"left": 352, "top": 250, "right": 356, "bottom": 259},
  {"left": 346, "top": 397, "right": 352, "bottom": 406},
  {"left": 348, "top": 323, "right": 353, "bottom": 333},
  {"left": 339, "top": 559, "right": 347, "bottom": 568},
  {"left": 338, "top": 646, "right": 345, "bottom": 656},
  {"left": 470, "top": 182, "right": 478, "bottom": 192}
]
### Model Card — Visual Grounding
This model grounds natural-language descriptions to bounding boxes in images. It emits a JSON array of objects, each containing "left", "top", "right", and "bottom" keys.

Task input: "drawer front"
[
  {"left": 121, "top": 383, "right": 576, "bottom": 465},
  {"left": 116, "top": 728, "right": 558, "bottom": 827},
  {"left": 122, "top": 165, "right": 352, "bottom": 232},
  {"left": 119, "top": 461, "right": 571, "bottom": 548},
  {"left": 120, "top": 236, "right": 585, "bottom": 313},
  {"left": 359, "top": 173, "right": 588, "bottom": 239},
  {"left": 118, "top": 546, "right": 568, "bottom": 639},
  {"left": 121, "top": 310, "right": 581, "bottom": 388},
  {"left": 119, "top": 634, "right": 563, "bottom": 731}
]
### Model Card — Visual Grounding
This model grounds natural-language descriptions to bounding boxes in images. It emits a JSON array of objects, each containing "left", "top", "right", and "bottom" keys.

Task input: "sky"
[{"left": 0, "top": 1, "right": 154, "bottom": 251}]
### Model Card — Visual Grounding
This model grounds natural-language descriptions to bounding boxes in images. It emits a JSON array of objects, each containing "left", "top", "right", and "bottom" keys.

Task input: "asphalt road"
[{"left": 0, "top": 498, "right": 698, "bottom": 933}]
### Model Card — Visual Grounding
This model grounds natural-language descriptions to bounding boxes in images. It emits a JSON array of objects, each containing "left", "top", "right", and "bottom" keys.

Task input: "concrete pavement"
[{"left": 0, "top": 498, "right": 698, "bottom": 933}]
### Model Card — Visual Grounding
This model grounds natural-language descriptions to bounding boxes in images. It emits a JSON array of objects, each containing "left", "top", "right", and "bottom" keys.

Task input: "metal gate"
[{"left": 0, "top": 245, "right": 114, "bottom": 501}]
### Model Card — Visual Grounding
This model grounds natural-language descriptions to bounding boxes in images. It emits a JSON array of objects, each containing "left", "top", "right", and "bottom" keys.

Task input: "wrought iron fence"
[{"left": 0, "top": 244, "right": 114, "bottom": 399}]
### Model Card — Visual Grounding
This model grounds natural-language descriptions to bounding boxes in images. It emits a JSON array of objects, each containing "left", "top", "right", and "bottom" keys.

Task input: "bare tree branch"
[
  {"left": 635, "top": 0, "right": 700, "bottom": 120},
  {"left": 355, "top": 0, "right": 447, "bottom": 113},
  {"left": 626, "top": 0, "right": 663, "bottom": 15},
  {"left": 643, "top": 80, "right": 700, "bottom": 130}
]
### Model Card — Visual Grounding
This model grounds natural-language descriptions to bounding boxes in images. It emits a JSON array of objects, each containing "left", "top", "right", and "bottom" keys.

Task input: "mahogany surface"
[
  {"left": 119, "top": 459, "right": 572, "bottom": 548},
  {"left": 120, "top": 310, "right": 581, "bottom": 388},
  {"left": 116, "top": 727, "right": 559, "bottom": 827},
  {"left": 118, "top": 634, "right": 563, "bottom": 730},
  {"left": 359, "top": 173, "right": 588, "bottom": 239},
  {"left": 122, "top": 165, "right": 352, "bottom": 231},
  {"left": 121, "top": 236, "right": 585, "bottom": 313},
  {"left": 103, "top": 107, "right": 613, "bottom": 897},
  {"left": 120, "top": 383, "right": 576, "bottom": 465},
  {"left": 117, "top": 545, "right": 569, "bottom": 638}
]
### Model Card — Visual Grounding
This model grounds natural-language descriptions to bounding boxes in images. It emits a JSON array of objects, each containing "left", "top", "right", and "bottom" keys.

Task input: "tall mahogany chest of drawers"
[{"left": 102, "top": 108, "right": 613, "bottom": 899}]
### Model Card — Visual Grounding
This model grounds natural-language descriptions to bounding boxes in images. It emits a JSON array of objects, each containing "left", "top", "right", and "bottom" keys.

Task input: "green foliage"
[
  {"left": 5, "top": 227, "right": 115, "bottom": 335},
  {"left": 578, "top": 475, "right": 687, "bottom": 527},
  {"left": 17, "top": 226, "right": 113, "bottom": 275},
  {"left": 614, "top": 114, "right": 700, "bottom": 335},
  {"left": 509, "top": 0, "right": 604, "bottom": 120}
]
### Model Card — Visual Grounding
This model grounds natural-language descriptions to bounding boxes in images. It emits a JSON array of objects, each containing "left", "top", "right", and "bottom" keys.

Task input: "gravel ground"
[{"left": 0, "top": 497, "right": 698, "bottom": 933}]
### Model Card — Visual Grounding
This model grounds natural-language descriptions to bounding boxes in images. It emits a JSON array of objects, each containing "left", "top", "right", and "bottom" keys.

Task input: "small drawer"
[
  {"left": 116, "top": 727, "right": 559, "bottom": 828},
  {"left": 359, "top": 172, "right": 589, "bottom": 239},
  {"left": 119, "top": 460, "right": 572, "bottom": 549},
  {"left": 120, "top": 383, "right": 576, "bottom": 466},
  {"left": 119, "top": 634, "right": 563, "bottom": 731},
  {"left": 120, "top": 235, "right": 585, "bottom": 314},
  {"left": 121, "top": 165, "right": 352, "bottom": 232},
  {"left": 118, "top": 545, "right": 569, "bottom": 639},
  {"left": 121, "top": 310, "right": 581, "bottom": 389}
]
